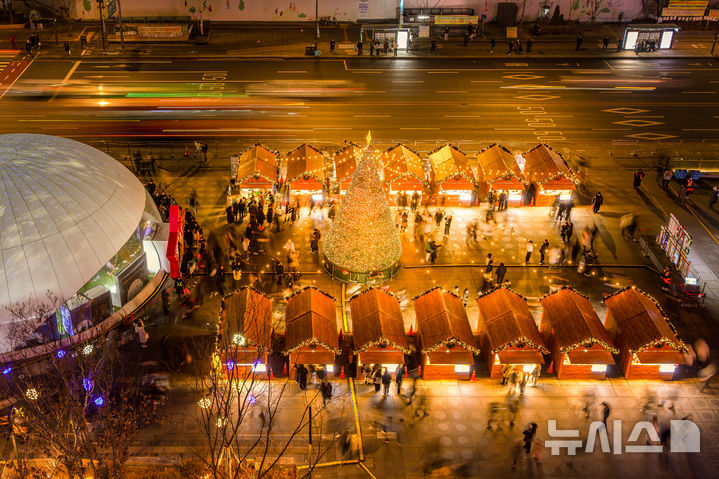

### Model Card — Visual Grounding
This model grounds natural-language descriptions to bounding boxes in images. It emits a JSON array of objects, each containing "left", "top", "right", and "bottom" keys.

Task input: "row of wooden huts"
[
  {"left": 219, "top": 285, "right": 687, "bottom": 382},
  {"left": 230, "top": 143, "right": 576, "bottom": 207}
]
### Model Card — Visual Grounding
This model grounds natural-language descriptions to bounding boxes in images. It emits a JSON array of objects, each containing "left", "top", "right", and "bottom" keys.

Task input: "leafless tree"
[
  {"left": 193, "top": 291, "right": 350, "bottom": 478},
  {"left": 0, "top": 299, "right": 161, "bottom": 479},
  {"left": 582, "top": 0, "right": 620, "bottom": 23}
]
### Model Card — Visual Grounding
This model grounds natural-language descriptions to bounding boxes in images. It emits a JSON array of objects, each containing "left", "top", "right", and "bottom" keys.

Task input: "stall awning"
[
  {"left": 350, "top": 288, "right": 409, "bottom": 353},
  {"left": 284, "top": 286, "right": 339, "bottom": 354},
  {"left": 498, "top": 350, "right": 545, "bottom": 365},
  {"left": 604, "top": 287, "right": 686, "bottom": 359},
  {"left": 359, "top": 349, "right": 405, "bottom": 364},
  {"left": 428, "top": 144, "right": 476, "bottom": 186},
  {"left": 477, "top": 287, "right": 548, "bottom": 354},
  {"left": 540, "top": 287, "right": 617, "bottom": 355},
  {"left": 520, "top": 144, "right": 574, "bottom": 185},
  {"left": 414, "top": 287, "right": 479, "bottom": 353},
  {"left": 335, "top": 142, "right": 362, "bottom": 184},
  {"left": 383, "top": 144, "right": 428, "bottom": 186},
  {"left": 286, "top": 144, "right": 327, "bottom": 183},
  {"left": 236, "top": 144, "right": 278, "bottom": 186},
  {"left": 476, "top": 144, "right": 525, "bottom": 184},
  {"left": 427, "top": 350, "right": 474, "bottom": 365},
  {"left": 223, "top": 287, "right": 273, "bottom": 351},
  {"left": 567, "top": 349, "right": 615, "bottom": 365}
]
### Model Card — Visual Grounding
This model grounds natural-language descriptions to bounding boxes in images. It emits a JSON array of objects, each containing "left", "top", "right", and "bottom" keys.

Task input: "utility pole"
[
  {"left": 97, "top": 0, "right": 106, "bottom": 50},
  {"left": 399, "top": 0, "right": 404, "bottom": 25},
  {"left": 712, "top": 24, "right": 719, "bottom": 55},
  {"left": 315, "top": 0, "right": 319, "bottom": 51},
  {"left": 117, "top": 0, "right": 124, "bottom": 48}
]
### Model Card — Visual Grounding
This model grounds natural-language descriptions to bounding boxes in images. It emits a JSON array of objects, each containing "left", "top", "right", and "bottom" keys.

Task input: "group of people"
[
  {"left": 501, "top": 364, "right": 540, "bottom": 396},
  {"left": 362, "top": 364, "right": 406, "bottom": 398}
]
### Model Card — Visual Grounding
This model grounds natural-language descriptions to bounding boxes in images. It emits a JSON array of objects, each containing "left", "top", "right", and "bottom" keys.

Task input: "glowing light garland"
[
  {"left": 283, "top": 337, "right": 341, "bottom": 355},
  {"left": 428, "top": 144, "right": 477, "bottom": 187},
  {"left": 413, "top": 287, "right": 480, "bottom": 354},
  {"left": 382, "top": 144, "right": 428, "bottom": 186},
  {"left": 286, "top": 144, "right": 328, "bottom": 183},
  {"left": 490, "top": 336, "right": 550, "bottom": 355},
  {"left": 477, "top": 143, "right": 527, "bottom": 185},
  {"left": 323, "top": 143, "right": 402, "bottom": 274},
  {"left": 603, "top": 286, "right": 688, "bottom": 354},
  {"left": 354, "top": 336, "right": 411, "bottom": 355},
  {"left": 236, "top": 143, "right": 280, "bottom": 185},
  {"left": 519, "top": 144, "right": 578, "bottom": 185}
]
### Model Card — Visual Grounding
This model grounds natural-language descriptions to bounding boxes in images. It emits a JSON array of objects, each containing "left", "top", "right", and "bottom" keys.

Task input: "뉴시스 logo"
[{"left": 544, "top": 419, "right": 701, "bottom": 455}]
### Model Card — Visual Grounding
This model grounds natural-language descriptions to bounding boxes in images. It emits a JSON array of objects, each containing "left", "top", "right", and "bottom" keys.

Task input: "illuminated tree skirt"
[{"left": 323, "top": 256, "right": 400, "bottom": 283}]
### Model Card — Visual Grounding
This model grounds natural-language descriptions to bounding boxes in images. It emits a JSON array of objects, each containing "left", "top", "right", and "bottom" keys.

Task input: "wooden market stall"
[
  {"left": 413, "top": 287, "right": 479, "bottom": 379},
  {"left": 603, "top": 287, "right": 687, "bottom": 380},
  {"left": 286, "top": 144, "right": 327, "bottom": 206},
  {"left": 476, "top": 287, "right": 548, "bottom": 379},
  {"left": 539, "top": 287, "right": 618, "bottom": 380},
  {"left": 428, "top": 144, "right": 477, "bottom": 206},
  {"left": 284, "top": 286, "right": 340, "bottom": 377},
  {"left": 229, "top": 144, "right": 279, "bottom": 206},
  {"left": 334, "top": 142, "right": 362, "bottom": 194},
  {"left": 220, "top": 287, "right": 274, "bottom": 379},
  {"left": 519, "top": 144, "right": 576, "bottom": 206},
  {"left": 350, "top": 288, "right": 410, "bottom": 377},
  {"left": 382, "top": 144, "right": 428, "bottom": 206},
  {"left": 476, "top": 144, "right": 526, "bottom": 207}
]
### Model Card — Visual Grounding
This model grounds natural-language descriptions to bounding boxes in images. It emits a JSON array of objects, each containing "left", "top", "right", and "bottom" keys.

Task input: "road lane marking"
[
  {"left": 399, "top": 127, "right": 439, "bottom": 130},
  {"left": 162, "top": 128, "right": 313, "bottom": 132},
  {"left": 681, "top": 91, "right": 716, "bottom": 94},
  {"left": 313, "top": 127, "right": 353, "bottom": 130},
  {"left": 592, "top": 128, "right": 631, "bottom": 131},
  {"left": 353, "top": 115, "right": 390, "bottom": 118},
  {"left": 603, "top": 60, "right": 615, "bottom": 70},
  {"left": 276, "top": 70, "right": 307, "bottom": 73},
  {"left": 391, "top": 80, "right": 423, "bottom": 83},
  {"left": 49, "top": 60, "right": 82, "bottom": 103},
  {"left": 435, "top": 90, "right": 469, "bottom": 93},
  {"left": 427, "top": 71, "right": 458, "bottom": 74},
  {"left": 352, "top": 71, "right": 382, "bottom": 74},
  {"left": 470, "top": 80, "right": 501, "bottom": 83},
  {"left": 444, "top": 115, "right": 481, "bottom": 118},
  {"left": 0, "top": 59, "right": 36, "bottom": 101},
  {"left": 682, "top": 129, "right": 719, "bottom": 131},
  {"left": 494, "top": 128, "right": 532, "bottom": 131}
]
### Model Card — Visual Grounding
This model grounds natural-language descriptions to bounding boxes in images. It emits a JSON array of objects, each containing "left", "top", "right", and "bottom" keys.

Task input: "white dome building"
[{"left": 0, "top": 134, "right": 157, "bottom": 352}]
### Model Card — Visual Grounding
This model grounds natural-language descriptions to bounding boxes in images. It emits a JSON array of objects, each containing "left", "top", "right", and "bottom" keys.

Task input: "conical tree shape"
[{"left": 323, "top": 145, "right": 401, "bottom": 275}]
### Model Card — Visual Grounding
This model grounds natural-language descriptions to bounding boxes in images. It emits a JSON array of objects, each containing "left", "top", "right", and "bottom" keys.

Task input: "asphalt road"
[{"left": 1, "top": 56, "right": 718, "bottom": 145}]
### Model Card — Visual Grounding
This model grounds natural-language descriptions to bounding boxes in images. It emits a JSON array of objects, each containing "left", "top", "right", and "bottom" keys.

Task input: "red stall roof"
[
  {"left": 428, "top": 144, "right": 477, "bottom": 186},
  {"left": 284, "top": 286, "right": 340, "bottom": 354},
  {"left": 520, "top": 144, "right": 575, "bottom": 185},
  {"left": 413, "top": 287, "right": 479, "bottom": 354},
  {"left": 350, "top": 288, "right": 409, "bottom": 354},
  {"left": 383, "top": 144, "right": 428, "bottom": 186},
  {"left": 236, "top": 144, "right": 279, "bottom": 185},
  {"left": 286, "top": 144, "right": 327, "bottom": 183}
]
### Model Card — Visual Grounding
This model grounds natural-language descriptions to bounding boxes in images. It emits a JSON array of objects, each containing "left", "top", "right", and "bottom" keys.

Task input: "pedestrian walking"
[
  {"left": 381, "top": 369, "right": 392, "bottom": 397},
  {"left": 383, "top": 39, "right": 389, "bottom": 54},
  {"left": 507, "top": 40, "right": 514, "bottom": 54},
  {"left": 526, "top": 37, "right": 532, "bottom": 53},
  {"left": 519, "top": 372, "right": 528, "bottom": 396},
  {"left": 539, "top": 239, "right": 549, "bottom": 265},
  {"left": 522, "top": 423, "right": 538, "bottom": 458},
  {"left": 430, "top": 38, "right": 437, "bottom": 53},
  {"left": 329, "top": 38, "right": 336, "bottom": 54},
  {"left": 591, "top": 191, "right": 604, "bottom": 213},
  {"left": 25, "top": 40, "right": 32, "bottom": 55},
  {"left": 602, "top": 35, "right": 609, "bottom": 51},
  {"left": 357, "top": 40, "right": 363, "bottom": 55},
  {"left": 320, "top": 377, "right": 333, "bottom": 406},
  {"left": 444, "top": 26, "right": 449, "bottom": 41},
  {"left": 296, "top": 364, "right": 308, "bottom": 390},
  {"left": 464, "top": 32, "right": 469, "bottom": 46},
  {"left": 134, "top": 320, "right": 149, "bottom": 348},
  {"left": 501, "top": 364, "right": 513, "bottom": 385},
  {"left": 633, "top": 168, "right": 645, "bottom": 189},
  {"left": 495, "top": 262, "right": 507, "bottom": 285},
  {"left": 490, "top": 37, "right": 496, "bottom": 52},
  {"left": 10, "top": 35, "right": 16, "bottom": 50},
  {"left": 601, "top": 401, "right": 611, "bottom": 427},
  {"left": 64, "top": 41, "right": 71, "bottom": 55},
  {"left": 372, "top": 367, "right": 382, "bottom": 393},
  {"left": 462, "top": 288, "right": 471, "bottom": 307},
  {"left": 442, "top": 213, "right": 452, "bottom": 235},
  {"left": 575, "top": 33, "right": 583, "bottom": 50},
  {"left": 661, "top": 169, "right": 673, "bottom": 189},
  {"left": 395, "top": 364, "right": 405, "bottom": 394},
  {"left": 525, "top": 240, "right": 534, "bottom": 263},
  {"left": 710, "top": 186, "right": 719, "bottom": 208},
  {"left": 310, "top": 228, "right": 321, "bottom": 253}
]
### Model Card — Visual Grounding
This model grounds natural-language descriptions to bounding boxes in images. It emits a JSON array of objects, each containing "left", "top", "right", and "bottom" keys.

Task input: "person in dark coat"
[
  {"left": 495, "top": 262, "right": 507, "bottom": 285},
  {"left": 633, "top": 168, "right": 645, "bottom": 189},
  {"left": 372, "top": 368, "right": 382, "bottom": 392},
  {"left": 320, "top": 377, "right": 333, "bottom": 406},
  {"left": 226, "top": 205, "right": 234, "bottom": 224},
  {"left": 591, "top": 192, "right": 604, "bottom": 213},
  {"left": 395, "top": 364, "right": 405, "bottom": 394},
  {"left": 295, "top": 364, "right": 308, "bottom": 390},
  {"left": 539, "top": 239, "right": 549, "bottom": 265},
  {"left": 381, "top": 369, "right": 392, "bottom": 397}
]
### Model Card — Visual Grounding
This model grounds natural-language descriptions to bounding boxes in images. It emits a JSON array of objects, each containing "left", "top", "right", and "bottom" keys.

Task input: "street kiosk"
[
  {"left": 350, "top": 288, "right": 410, "bottom": 377},
  {"left": 219, "top": 287, "right": 273, "bottom": 379},
  {"left": 539, "top": 287, "right": 618, "bottom": 380},
  {"left": 334, "top": 142, "right": 363, "bottom": 194},
  {"left": 476, "top": 143, "right": 526, "bottom": 206},
  {"left": 286, "top": 144, "right": 327, "bottom": 206},
  {"left": 413, "top": 287, "right": 479, "bottom": 379},
  {"left": 476, "top": 287, "right": 548, "bottom": 379},
  {"left": 382, "top": 143, "right": 428, "bottom": 206},
  {"left": 604, "top": 287, "right": 687, "bottom": 380},
  {"left": 518, "top": 144, "right": 576, "bottom": 206},
  {"left": 284, "top": 286, "right": 340, "bottom": 377},
  {"left": 428, "top": 144, "right": 477, "bottom": 206}
]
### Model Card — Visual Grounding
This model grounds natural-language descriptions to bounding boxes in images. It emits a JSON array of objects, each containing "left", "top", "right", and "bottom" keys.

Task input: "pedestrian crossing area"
[{"left": 0, "top": 51, "right": 19, "bottom": 78}]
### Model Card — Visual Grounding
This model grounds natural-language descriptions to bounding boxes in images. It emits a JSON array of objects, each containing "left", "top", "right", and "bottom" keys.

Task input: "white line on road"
[
  {"left": 276, "top": 70, "right": 307, "bottom": 74},
  {"left": 352, "top": 71, "right": 383, "bottom": 74},
  {"left": 444, "top": 115, "right": 481, "bottom": 118},
  {"left": 470, "top": 80, "right": 502, "bottom": 83},
  {"left": 399, "top": 127, "right": 440, "bottom": 130},
  {"left": 353, "top": 115, "right": 391, "bottom": 118},
  {"left": 435, "top": 90, "right": 469, "bottom": 93},
  {"left": 603, "top": 60, "right": 615, "bottom": 70},
  {"left": 494, "top": 128, "right": 532, "bottom": 131},
  {"left": 364, "top": 90, "right": 386, "bottom": 94},
  {"left": 49, "top": 60, "right": 81, "bottom": 103},
  {"left": 681, "top": 91, "right": 716, "bottom": 94},
  {"left": 391, "top": 80, "right": 423, "bottom": 83},
  {"left": 591, "top": 128, "right": 631, "bottom": 131},
  {"left": 599, "top": 91, "right": 632, "bottom": 93},
  {"left": 427, "top": 71, "right": 458, "bottom": 74},
  {"left": 313, "top": 127, "right": 354, "bottom": 130},
  {"left": 163, "top": 128, "right": 312, "bottom": 132},
  {"left": 682, "top": 129, "right": 719, "bottom": 131}
]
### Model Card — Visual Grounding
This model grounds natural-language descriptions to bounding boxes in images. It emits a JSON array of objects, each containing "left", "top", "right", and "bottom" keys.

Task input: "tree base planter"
[{"left": 323, "top": 257, "right": 400, "bottom": 284}]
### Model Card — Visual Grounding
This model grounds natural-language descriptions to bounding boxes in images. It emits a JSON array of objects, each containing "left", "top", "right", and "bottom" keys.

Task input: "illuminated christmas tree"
[{"left": 323, "top": 141, "right": 402, "bottom": 282}]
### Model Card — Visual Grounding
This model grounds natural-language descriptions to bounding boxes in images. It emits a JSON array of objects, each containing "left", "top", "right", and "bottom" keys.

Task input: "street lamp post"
[
  {"left": 315, "top": 0, "right": 319, "bottom": 51},
  {"left": 712, "top": 24, "right": 719, "bottom": 55},
  {"left": 96, "top": 0, "right": 106, "bottom": 50},
  {"left": 117, "top": 0, "right": 124, "bottom": 49}
]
